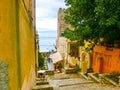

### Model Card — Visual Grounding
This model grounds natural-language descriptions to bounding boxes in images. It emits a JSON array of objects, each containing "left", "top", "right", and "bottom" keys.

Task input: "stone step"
[
  {"left": 36, "top": 77, "right": 47, "bottom": 81},
  {"left": 45, "top": 70, "right": 54, "bottom": 75},
  {"left": 88, "top": 73, "right": 100, "bottom": 83},
  {"left": 78, "top": 72, "right": 91, "bottom": 80},
  {"left": 65, "top": 67, "right": 77, "bottom": 74},
  {"left": 32, "top": 85, "right": 53, "bottom": 90},
  {"left": 59, "top": 81, "right": 94, "bottom": 87},
  {"left": 36, "top": 76, "right": 48, "bottom": 82},
  {"left": 36, "top": 81, "right": 49, "bottom": 85},
  {"left": 36, "top": 78, "right": 41, "bottom": 81},
  {"left": 57, "top": 78, "right": 93, "bottom": 87},
  {"left": 101, "top": 75, "right": 118, "bottom": 86}
]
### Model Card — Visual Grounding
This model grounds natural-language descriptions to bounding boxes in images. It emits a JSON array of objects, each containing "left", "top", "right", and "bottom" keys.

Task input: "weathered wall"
[
  {"left": 0, "top": 0, "right": 19, "bottom": 90},
  {"left": 93, "top": 45, "right": 120, "bottom": 73},
  {"left": 19, "top": 0, "right": 35, "bottom": 90},
  {"left": 0, "top": 0, "right": 36, "bottom": 90}
]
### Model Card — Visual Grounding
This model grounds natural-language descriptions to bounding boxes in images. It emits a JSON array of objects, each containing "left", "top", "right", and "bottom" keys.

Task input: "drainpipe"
[{"left": 14, "top": 0, "right": 21, "bottom": 89}]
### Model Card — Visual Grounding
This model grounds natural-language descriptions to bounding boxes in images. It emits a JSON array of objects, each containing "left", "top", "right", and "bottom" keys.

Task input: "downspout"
[{"left": 15, "top": 0, "right": 21, "bottom": 89}]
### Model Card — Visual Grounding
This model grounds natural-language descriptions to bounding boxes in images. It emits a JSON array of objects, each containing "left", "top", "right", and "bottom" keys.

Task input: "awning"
[
  {"left": 50, "top": 52, "right": 63, "bottom": 63},
  {"left": 37, "top": 70, "right": 45, "bottom": 74}
]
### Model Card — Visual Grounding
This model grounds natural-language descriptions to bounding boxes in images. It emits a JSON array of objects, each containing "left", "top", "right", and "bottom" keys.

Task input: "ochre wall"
[
  {"left": 92, "top": 45, "right": 120, "bottom": 73},
  {"left": 19, "top": 0, "right": 35, "bottom": 90},
  {"left": 0, "top": 0, "right": 36, "bottom": 90},
  {"left": 0, "top": 0, "right": 19, "bottom": 90},
  {"left": 19, "top": 0, "right": 35, "bottom": 89}
]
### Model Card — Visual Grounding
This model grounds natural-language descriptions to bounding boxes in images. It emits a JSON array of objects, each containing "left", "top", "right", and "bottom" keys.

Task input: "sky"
[{"left": 36, "top": 0, "right": 66, "bottom": 52}]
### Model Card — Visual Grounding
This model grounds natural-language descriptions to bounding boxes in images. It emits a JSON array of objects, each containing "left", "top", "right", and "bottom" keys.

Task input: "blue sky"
[
  {"left": 36, "top": 0, "right": 66, "bottom": 31},
  {"left": 36, "top": 0, "right": 66, "bottom": 52}
]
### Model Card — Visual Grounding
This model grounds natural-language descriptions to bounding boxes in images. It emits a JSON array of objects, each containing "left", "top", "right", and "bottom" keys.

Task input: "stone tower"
[{"left": 57, "top": 8, "right": 65, "bottom": 39}]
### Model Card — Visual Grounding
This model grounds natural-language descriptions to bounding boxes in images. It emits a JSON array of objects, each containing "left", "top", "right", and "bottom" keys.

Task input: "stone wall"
[{"left": 0, "top": 60, "right": 8, "bottom": 90}]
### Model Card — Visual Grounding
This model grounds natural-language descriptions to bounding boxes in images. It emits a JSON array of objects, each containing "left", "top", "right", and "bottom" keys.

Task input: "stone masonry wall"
[{"left": 0, "top": 60, "right": 8, "bottom": 90}]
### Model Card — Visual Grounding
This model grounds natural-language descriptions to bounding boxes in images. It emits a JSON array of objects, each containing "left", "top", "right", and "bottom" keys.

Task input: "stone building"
[
  {"left": 56, "top": 8, "right": 67, "bottom": 68},
  {"left": 56, "top": 8, "right": 91, "bottom": 72},
  {"left": 57, "top": 8, "right": 65, "bottom": 39},
  {"left": 0, "top": 0, "right": 37, "bottom": 90}
]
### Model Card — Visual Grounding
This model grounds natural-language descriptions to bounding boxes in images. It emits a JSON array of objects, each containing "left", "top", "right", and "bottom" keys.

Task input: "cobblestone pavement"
[{"left": 48, "top": 73, "right": 120, "bottom": 90}]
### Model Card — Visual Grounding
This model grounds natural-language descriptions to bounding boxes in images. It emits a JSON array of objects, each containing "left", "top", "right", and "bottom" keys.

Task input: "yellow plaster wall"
[
  {"left": 0, "top": 0, "right": 19, "bottom": 90},
  {"left": 0, "top": 0, "right": 36, "bottom": 90},
  {"left": 19, "top": 0, "right": 35, "bottom": 90}
]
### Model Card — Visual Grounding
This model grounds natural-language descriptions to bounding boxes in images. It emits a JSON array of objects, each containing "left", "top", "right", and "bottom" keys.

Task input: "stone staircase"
[
  {"left": 32, "top": 77, "right": 53, "bottom": 90},
  {"left": 78, "top": 72, "right": 120, "bottom": 87},
  {"left": 65, "top": 67, "right": 78, "bottom": 74}
]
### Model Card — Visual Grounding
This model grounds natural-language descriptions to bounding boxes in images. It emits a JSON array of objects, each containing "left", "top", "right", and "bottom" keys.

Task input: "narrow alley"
[
  {"left": 1, "top": 0, "right": 120, "bottom": 90},
  {"left": 35, "top": 48, "right": 120, "bottom": 90}
]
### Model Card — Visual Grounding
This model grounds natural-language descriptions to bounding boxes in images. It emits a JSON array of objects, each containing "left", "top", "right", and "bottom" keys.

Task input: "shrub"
[
  {"left": 105, "top": 71, "right": 120, "bottom": 83},
  {"left": 38, "top": 52, "right": 45, "bottom": 69}
]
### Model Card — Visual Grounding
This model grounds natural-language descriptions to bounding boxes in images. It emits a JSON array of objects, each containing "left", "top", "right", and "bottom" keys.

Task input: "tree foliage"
[
  {"left": 38, "top": 52, "right": 45, "bottom": 69},
  {"left": 63, "top": 0, "right": 120, "bottom": 49}
]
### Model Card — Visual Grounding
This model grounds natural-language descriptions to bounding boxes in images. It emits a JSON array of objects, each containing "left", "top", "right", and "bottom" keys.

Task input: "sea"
[{"left": 38, "top": 30, "right": 57, "bottom": 52}]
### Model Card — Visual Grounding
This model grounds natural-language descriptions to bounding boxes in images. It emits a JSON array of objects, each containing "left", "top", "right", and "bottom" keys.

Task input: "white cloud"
[
  {"left": 36, "top": 0, "right": 66, "bottom": 31},
  {"left": 36, "top": 7, "right": 55, "bottom": 19},
  {"left": 36, "top": 0, "right": 65, "bottom": 9},
  {"left": 36, "top": 18, "right": 57, "bottom": 31},
  {"left": 36, "top": 0, "right": 66, "bottom": 50}
]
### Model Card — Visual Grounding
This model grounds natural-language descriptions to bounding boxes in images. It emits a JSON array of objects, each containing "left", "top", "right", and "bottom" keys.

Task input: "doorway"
[{"left": 99, "top": 57, "right": 104, "bottom": 73}]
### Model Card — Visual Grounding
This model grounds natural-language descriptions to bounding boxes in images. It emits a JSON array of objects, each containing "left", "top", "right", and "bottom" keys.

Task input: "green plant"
[
  {"left": 38, "top": 52, "right": 45, "bottom": 69},
  {"left": 70, "top": 43, "right": 79, "bottom": 55},
  {"left": 105, "top": 71, "right": 120, "bottom": 83},
  {"left": 63, "top": 0, "right": 120, "bottom": 50},
  {"left": 93, "top": 73, "right": 99, "bottom": 78},
  {"left": 87, "top": 68, "right": 93, "bottom": 73},
  {"left": 84, "top": 73, "right": 88, "bottom": 77}
]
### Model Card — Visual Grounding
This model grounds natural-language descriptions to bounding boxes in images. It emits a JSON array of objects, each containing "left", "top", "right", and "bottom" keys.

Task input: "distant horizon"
[
  {"left": 36, "top": 0, "right": 65, "bottom": 52},
  {"left": 39, "top": 31, "right": 57, "bottom": 51}
]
